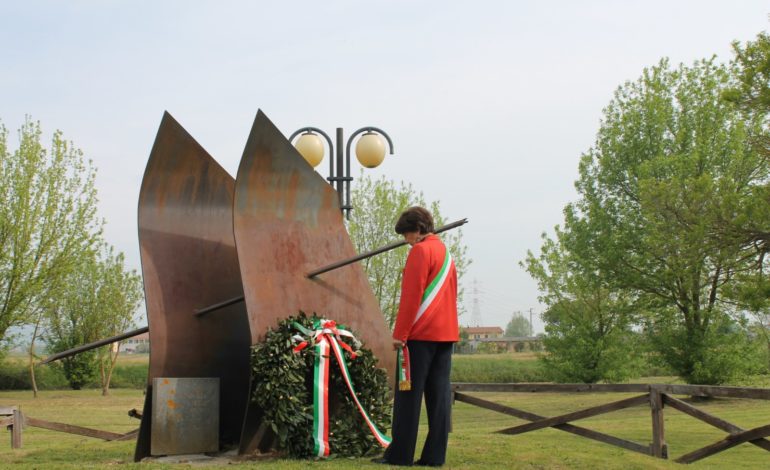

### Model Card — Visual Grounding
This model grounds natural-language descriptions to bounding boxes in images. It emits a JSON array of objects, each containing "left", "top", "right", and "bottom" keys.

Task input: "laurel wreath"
[{"left": 249, "top": 312, "right": 392, "bottom": 458}]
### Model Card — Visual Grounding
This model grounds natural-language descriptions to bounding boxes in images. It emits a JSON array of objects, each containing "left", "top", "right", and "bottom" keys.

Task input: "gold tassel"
[{"left": 399, "top": 380, "right": 411, "bottom": 391}]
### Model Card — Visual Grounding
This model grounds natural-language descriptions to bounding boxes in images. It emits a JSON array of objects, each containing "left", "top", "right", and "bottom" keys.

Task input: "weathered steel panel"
[
  {"left": 135, "top": 112, "right": 252, "bottom": 460},
  {"left": 233, "top": 109, "right": 395, "bottom": 379},
  {"left": 151, "top": 377, "right": 220, "bottom": 456}
]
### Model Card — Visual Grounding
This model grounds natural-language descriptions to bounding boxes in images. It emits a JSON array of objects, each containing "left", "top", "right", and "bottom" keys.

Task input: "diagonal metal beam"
[
  {"left": 306, "top": 218, "right": 468, "bottom": 278},
  {"left": 40, "top": 326, "right": 149, "bottom": 364},
  {"left": 193, "top": 218, "right": 469, "bottom": 316}
]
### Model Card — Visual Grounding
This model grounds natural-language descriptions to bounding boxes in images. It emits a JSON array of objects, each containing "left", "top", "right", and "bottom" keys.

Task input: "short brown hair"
[{"left": 395, "top": 206, "right": 434, "bottom": 235}]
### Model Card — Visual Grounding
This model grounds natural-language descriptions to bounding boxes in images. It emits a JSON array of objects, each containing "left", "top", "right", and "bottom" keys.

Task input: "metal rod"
[
  {"left": 307, "top": 217, "right": 468, "bottom": 278},
  {"left": 194, "top": 294, "right": 245, "bottom": 316},
  {"left": 336, "top": 128, "right": 345, "bottom": 210},
  {"left": 40, "top": 326, "right": 150, "bottom": 364},
  {"left": 192, "top": 218, "right": 468, "bottom": 314}
]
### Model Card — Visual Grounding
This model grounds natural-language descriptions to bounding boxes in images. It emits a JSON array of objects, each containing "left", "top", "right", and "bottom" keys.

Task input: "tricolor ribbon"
[
  {"left": 291, "top": 319, "right": 391, "bottom": 457},
  {"left": 397, "top": 345, "right": 411, "bottom": 391}
]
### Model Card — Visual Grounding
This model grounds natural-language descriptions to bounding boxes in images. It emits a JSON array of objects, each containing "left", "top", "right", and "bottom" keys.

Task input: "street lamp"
[{"left": 289, "top": 126, "right": 394, "bottom": 218}]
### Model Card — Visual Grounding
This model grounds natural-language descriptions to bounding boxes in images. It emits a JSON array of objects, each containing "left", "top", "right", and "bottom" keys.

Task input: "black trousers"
[{"left": 384, "top": 340, "right": 453, "bottom": 466}]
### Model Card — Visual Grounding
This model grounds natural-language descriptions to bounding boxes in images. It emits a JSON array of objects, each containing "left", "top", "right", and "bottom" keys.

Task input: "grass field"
[
  {"left": 1, "top": 386, "right": 770, "bottom": 468},
  {"left": 451, "top": 352, "right": 548, "bottom": 383},
  {"left": 1, "top": 352, "right": 769, "bottom": 468}
]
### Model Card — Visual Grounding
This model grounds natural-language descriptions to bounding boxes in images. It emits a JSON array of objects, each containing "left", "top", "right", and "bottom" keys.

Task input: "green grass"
[
  {"left": 451, "top": 352, "right": 548, "bottom": 383},
  {"left": 1, "top": 353, "right": 769, "bottom": 468},
  {"left": 1, "top": 387, "right": 770, "bottom": 469}
]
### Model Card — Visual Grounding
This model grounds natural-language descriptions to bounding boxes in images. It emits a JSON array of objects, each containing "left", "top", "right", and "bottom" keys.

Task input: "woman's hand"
[{"left": 392, "top": 339, "right": 404, "bottom": 350}]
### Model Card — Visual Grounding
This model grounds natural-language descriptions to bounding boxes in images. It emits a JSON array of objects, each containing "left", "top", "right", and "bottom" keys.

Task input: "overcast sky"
[{"left": 2, "top": 1, "right": 768, "bottom": 332}]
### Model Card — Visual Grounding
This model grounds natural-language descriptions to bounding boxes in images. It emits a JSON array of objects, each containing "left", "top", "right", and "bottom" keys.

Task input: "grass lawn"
[
  {"left": 1, "top": 386, "right": 769, "bottom": 469},
  {"left": 451, "top": 352, "right": 547, "bottom": 383}
]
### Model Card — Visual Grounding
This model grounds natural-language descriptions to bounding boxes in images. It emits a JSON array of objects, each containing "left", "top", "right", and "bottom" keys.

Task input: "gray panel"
[{"left": 151, "top": 377, "right": 219, "bottom": 456}]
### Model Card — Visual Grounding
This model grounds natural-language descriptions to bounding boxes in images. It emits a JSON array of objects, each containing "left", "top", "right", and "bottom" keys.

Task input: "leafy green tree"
[
  {"left": 0, "top": 118, "right": 101, "bottom": 340},
  {"left": 725, "top": 31, "right": 770, "bottom": 128},
  {"left": 45, "top": 244, "right": 142, "bottom": 391},
  {"left": 535, "top": 58, "right": 766, "bottom": 384},
  {"left": 721, "top": 31, "right": 770, "bottom": 370},
  {"left": 504, "top": 313, "right": 532, "bottom": 337},
  {"left": 46, "top": 252, "right": 102, "bottom": 389},
  {"left": 347, "top": 174, "right": 470, "bottom": 328},
  {"left": 92, "top": 247, "right": 143, "bottom": 395},
  {"left": 0, "top": 118, "right": 101, "bottom": 395},
  {"left": 524, "top": 231, "right": 643, "bottom": 383}
]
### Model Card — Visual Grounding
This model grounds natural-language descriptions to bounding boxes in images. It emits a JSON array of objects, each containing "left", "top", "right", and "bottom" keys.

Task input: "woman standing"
[{"left": 377, "top": 206, "right": 459, "bottom": 467}]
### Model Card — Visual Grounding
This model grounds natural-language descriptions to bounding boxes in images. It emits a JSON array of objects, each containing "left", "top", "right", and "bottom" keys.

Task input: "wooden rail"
[
  {"left": 451, "top": 382, "right": 770, "bottom": 464},
  {"left": 3, "top": 407, "right": 139, "bottom": 449}
]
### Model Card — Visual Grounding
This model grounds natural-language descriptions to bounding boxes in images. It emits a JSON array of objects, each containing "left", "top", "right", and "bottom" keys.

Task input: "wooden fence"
[
  {"left": 451, "top": 383, "right": 770, "bottom": 464},
  {"left": 3, "top": 406, "right": 140, "bottom": 449}
]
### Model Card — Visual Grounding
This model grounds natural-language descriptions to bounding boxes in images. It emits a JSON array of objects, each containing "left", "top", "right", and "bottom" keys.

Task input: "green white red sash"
[
  {"left": 397, "top": 345, "right": 411, "bottom": 390},
  {"left": 414, "top": 249, "right": 453, "bottom": 325},
  {"left": 396, "top": 248, "right": 454, "bottom": 393},
  {"left": 292, "top": 319, "right": 391, "bottom": 457}
]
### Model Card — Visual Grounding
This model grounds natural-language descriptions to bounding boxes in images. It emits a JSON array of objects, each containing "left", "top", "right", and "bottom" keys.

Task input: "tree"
[
  {"left": 0, "top": 118, "right": 101, "bottom": 338},
  {"left": 0, "top": 118, "right": 101, "bottom": 395},
  {"left": 347, "top": 174, "right": 470, "bottom": 328},
  {"left": 92, "top": 247, "right": 143, "bottom": 395},
  {"left": 725, "top": 31, "right": 770, "bottom": 131},
  {"left": 504, "top": 313, "right": 532, "bottom": 337},
  {"left": 524, "top": 231, "right": 643, "bottom": 383},
  {"left": 721, "top": 31, "right": 770, "bottom": 370},
  {"left": 533, "top": 58, "right": 766, "bottom": 384},
  {"left": 45, "top": 244, "right": 142, "bottom": 391}
]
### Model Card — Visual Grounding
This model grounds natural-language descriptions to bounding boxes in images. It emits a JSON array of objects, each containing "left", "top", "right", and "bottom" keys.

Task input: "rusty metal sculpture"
[
  {"left": 41, "top": 109, "right": 466, "bottom": 460},
  {"left": 134, "top": 112, "right": 252, "bottom": 460},
  {"left": 233, "top": 111, "right": 396, "bottom": 452}
]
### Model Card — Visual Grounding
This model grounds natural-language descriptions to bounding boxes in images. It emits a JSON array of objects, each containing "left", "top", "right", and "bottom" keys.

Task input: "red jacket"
[{"left": 392, "top": 234, "right": 459, "bottom": 342}]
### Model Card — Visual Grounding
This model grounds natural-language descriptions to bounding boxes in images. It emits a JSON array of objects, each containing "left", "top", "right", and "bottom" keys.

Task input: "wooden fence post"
[
  {"left": 650, "top": 386, "right": 666, "bottom": 458},
  {"left": 11, "top": 407, "right": 22, "bottom": 449}
]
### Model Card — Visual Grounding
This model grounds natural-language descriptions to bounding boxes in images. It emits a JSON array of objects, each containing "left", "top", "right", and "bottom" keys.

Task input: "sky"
[{"left": 1, "top": 1, "right": 768, "bottom": 333}]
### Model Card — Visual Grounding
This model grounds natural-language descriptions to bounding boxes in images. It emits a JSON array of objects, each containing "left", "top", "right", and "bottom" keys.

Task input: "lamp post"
[{"left": 289, "top": 126, "right": 394, "bottom": 218}]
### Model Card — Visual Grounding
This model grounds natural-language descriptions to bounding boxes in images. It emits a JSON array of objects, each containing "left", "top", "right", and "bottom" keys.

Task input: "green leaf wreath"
[{"left": 250, "top": 312, "right": 392, "bottom": 458}]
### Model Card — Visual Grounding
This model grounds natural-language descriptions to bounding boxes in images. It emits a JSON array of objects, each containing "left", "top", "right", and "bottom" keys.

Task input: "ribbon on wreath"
[{"left": 291, "top": 319, "right": 391, "bottom": 457}]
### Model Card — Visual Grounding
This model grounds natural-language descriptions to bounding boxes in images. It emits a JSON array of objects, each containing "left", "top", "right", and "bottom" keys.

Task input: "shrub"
[{"left": 0, "top": 360, "right": 69, "bottom": 390}]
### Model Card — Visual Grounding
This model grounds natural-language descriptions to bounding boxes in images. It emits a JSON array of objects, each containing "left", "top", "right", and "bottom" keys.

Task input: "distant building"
[
  {"left": 118, "top": 332, "right": 150, "bottom": 353},
  {"left": 463, "top": 326, "right": 504, "bottom": 340}
]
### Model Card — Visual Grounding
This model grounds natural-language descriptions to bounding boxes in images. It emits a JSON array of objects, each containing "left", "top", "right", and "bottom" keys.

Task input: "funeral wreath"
[{"left": 249, "top": 312, "right": 392, "bottom": 458}]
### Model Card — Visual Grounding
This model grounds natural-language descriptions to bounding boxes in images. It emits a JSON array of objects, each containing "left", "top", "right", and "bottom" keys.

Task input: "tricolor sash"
[
  {"left": 397, "top": 345, "right": 411, "bottom": 391},
  {"left": 414, "top": 248, "right": 454, "bottom": 325},
  {"left": 397, "top": 248, "right": 454, "bottom": 392}
]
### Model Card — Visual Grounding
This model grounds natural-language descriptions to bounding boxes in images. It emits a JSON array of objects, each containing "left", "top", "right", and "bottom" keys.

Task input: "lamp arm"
[
  {"left": 344, "top": 127, "right": 395, "bottom": 217},
  {"left": 344, "top": 126, "right": 395, "bottom": 162},
  {"left": 288, "top": 126, "right": 335, "bottom": 176}
]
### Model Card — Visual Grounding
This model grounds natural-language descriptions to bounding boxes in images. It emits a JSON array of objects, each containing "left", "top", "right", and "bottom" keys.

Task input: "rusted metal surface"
[
  {"left": 233, "top": 110, "right": 396, "bottom": 450},
  {"left": 135, "top": 112, "right": 252, "bottom": 460},
  {"left": 151, "top": 377, "right": 220, "bottom": 456}
]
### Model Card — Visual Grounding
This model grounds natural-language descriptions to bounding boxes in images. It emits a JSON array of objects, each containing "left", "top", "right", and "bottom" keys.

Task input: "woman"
[{"left": 377, "top": 206, "right": 459, "bottom": 467}]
